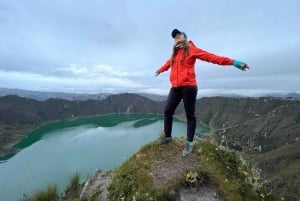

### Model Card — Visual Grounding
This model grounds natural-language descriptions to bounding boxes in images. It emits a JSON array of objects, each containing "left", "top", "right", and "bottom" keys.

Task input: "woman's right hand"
[{"left": 155, "top": 70, "right": 160, "bottom": 77}]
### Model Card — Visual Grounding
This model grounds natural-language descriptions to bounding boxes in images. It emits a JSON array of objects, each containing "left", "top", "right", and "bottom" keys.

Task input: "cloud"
[
  {"left": 0, "top": 0, "right": 299, "bottom": 94},
  {"left": 0, "top": 68, "right": 148, "bottom": 93},
  {"left": 52, "top": 64, "right": 139, "bottom": 78}
]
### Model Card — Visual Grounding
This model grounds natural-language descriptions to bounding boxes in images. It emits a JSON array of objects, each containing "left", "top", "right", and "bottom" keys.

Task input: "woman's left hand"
[{"left": 233, "top": 60, "right": 250, "bottom": 71}]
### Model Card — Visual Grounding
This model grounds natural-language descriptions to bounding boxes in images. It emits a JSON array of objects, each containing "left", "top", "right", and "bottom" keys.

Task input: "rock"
[
  {"left": 179, "top": 185, "right": 223, "bottom": 201},
  {"left": 79, "top": 169, "right": 112, "bottom": 201}
]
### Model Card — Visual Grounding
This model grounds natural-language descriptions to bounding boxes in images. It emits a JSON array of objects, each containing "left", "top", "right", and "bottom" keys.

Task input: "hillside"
[
  {"left": 194, "top": 97, "right": 300, "bottom": 200},
  {"left": 194, "top": 97, "right": 299, "bottom": 150}
]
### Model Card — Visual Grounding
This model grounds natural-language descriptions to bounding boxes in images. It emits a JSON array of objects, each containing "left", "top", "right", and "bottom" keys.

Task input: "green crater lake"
[{"left": 0, "top": 113, "right": 210, "bottom": 201}]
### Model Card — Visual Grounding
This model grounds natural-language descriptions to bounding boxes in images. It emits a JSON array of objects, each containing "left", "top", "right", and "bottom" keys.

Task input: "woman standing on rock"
[{"left": 156, "top": 29, "right": 249, "bottom": 157}]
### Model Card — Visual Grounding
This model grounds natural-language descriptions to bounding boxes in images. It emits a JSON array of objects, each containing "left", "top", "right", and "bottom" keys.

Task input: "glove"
[{"left": 233, "top": 60, "right": 249, "bottom": 71}]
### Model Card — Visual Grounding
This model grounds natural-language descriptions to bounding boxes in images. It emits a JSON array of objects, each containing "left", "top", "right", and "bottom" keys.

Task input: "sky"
[{"left": 0, "top": 0, "right": 299, "bottom": 95}]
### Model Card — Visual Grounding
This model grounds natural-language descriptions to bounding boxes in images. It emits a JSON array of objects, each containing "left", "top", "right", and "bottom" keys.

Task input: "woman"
[{"left": 155, "top": 29, "right": 249, "bottom": 157}]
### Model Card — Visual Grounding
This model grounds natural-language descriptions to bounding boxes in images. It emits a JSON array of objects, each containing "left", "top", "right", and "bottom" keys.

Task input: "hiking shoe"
[
  {"left": 182, "top": 142, "right": 193, "bottom": 157},
  {"left": 157, "top": 137, "right": 172, "bottom": 145}
]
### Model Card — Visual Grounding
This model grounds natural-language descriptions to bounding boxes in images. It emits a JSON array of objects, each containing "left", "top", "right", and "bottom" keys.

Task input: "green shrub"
[{"left": 32, "top": 185, "right": 59, "bottom": 201}]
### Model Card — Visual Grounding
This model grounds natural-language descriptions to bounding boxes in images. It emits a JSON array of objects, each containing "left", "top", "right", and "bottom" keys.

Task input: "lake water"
[{"left": 0, "top": 114, "right": 209, "bottom": 201}]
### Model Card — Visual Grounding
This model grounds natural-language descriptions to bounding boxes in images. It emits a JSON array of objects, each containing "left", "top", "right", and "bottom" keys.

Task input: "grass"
[
  {"left": 32, "top": 185, "right": 59, "bottom": 201},
  {"left": 194, "top": 141, "right": 259, "bottom": 201},
  {"left": 247, "top": 141, "right": 300, "bottom": 200},
  {"left": 108, "top": 135, "right": 185, "bottom": 200},
  {"left": 20, "top": 173, "right": 83, "bottom": 201},
  {"left": 65, "top": 172, "right": 81, "bottom": 199}
]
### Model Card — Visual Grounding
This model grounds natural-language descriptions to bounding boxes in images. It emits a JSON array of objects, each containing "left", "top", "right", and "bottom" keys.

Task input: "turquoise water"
[{"left": 0, "top": 114, "right": 209, "bottom": 201}]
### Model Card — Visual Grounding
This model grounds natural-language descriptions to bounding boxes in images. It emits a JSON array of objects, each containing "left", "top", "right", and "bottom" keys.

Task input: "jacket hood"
[{"left": 188, "top": 40, "right": 197, "bottom": 48}]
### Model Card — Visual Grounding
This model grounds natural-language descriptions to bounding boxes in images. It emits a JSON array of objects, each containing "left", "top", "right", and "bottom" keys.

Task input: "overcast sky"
[{"left": 0, "top": 0, "right": 299, "bottom": 95}]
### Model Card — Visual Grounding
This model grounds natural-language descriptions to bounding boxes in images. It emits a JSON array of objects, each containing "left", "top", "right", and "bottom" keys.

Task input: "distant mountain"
[
  {"left": 259, "top": 92, "right": 300, "bottom": 99},
  {"left": 198, "top": 93, "right": 243, "bottom": 98},
  {"left": 0, "top": 87, "right": 167, "bottom": 101},
  {"left": 137, "top": 93, "right": 167, "bottom": 101},
  {"left": 1, "top": 87, "right": 299, "bottom": 101},
  {"left": 0, "top": 93, "right": 164, "bottom": 126},
  {"left": 0, "top": 87, "right": 111, "bottom": 101},
  {"left": 198, "top": 91, "right": 300, "bottom": 99},
  {"left": 286, "top": 92, "right": 300, "bottom": 99}
]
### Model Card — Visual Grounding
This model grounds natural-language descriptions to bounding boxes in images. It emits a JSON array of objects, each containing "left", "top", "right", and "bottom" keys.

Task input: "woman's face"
[{"left": 174, "top": 34, "right": 186, "bottom": 43}]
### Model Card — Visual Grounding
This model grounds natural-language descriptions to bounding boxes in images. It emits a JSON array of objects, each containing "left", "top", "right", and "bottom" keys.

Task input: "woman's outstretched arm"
[
  {"left": 155, "top": 58, "right": 171, "bottom": 76},
  {"left": 194, "top": 47, "right": 234, "bottom": 65},
  {"left": 194, "top": 47, "right": 250, "bottom": 71}
]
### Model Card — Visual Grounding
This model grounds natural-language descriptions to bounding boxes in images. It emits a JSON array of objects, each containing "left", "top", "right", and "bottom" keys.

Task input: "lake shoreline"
[{"left": 0, "top": 112, "right": 163, "bottom": 160}]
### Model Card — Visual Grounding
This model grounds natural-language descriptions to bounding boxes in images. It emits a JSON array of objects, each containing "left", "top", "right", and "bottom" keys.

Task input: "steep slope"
[
  {"left": 195, "top": 97, "right": 299, "bottom": 150},
  {"left": 194, "top": 97, "right": 300, "bottom": 200}
]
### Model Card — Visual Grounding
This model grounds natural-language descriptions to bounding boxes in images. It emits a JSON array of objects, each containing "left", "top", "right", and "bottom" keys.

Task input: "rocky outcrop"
[
  {"left": 179, "top": 185, "right": 222, "bottom": 201},
  {"left": 104, "top": 138, "right": 276, "bottom": 201},
  {"left": 22, "top": 138, "right": 283, "bottom": 201},
  {"left": 79, "top": 170, "right": 112, "bottom": 201}
]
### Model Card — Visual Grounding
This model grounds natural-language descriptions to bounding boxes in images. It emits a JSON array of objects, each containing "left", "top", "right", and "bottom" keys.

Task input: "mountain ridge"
[{"left": 1, "top": 87, "right": 300, "bottom": 101}]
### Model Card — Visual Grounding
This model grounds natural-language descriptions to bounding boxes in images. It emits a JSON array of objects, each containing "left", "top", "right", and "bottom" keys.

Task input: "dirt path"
[
  {"left": 149, "top": 139, "right": 223, "bottom": 201},
  {"left": 150, "top": 143, "right": 199, "bottom": 188}
]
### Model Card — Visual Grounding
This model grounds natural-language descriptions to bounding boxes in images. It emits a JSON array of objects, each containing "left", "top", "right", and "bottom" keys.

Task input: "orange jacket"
[{"left": 158, "top": 41, "right": 234, "bottom": 87}]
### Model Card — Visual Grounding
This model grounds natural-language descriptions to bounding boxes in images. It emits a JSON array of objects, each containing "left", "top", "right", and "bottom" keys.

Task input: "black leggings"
[{"left": 164, "top": 86, "right": 198, "bottom": 142}]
